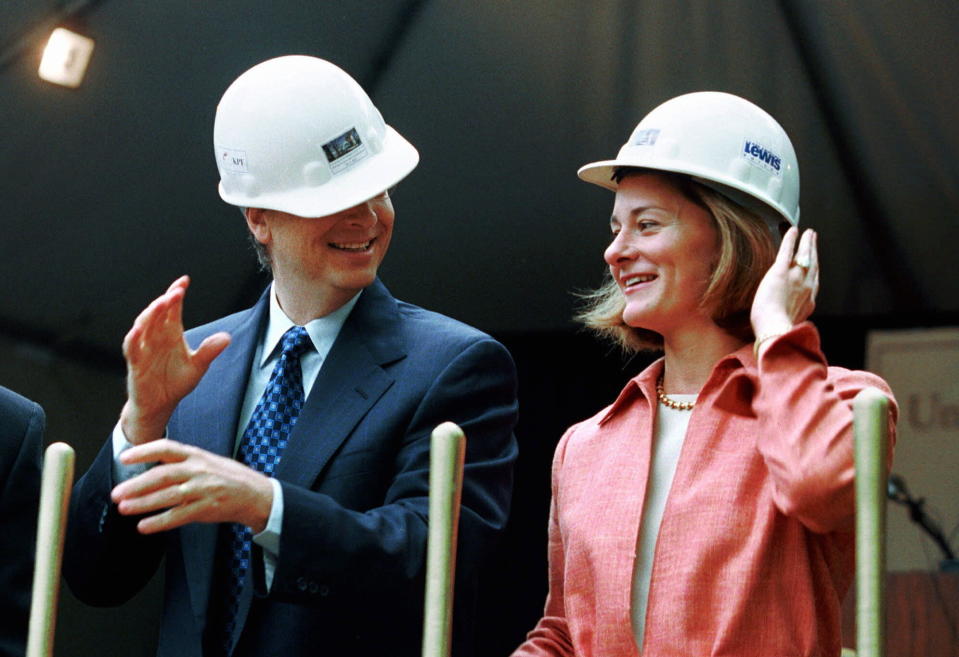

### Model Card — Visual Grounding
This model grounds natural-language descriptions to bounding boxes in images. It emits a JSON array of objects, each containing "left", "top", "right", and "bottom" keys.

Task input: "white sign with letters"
[{"left": 866, "top": 327, "right": 959, "bottom": 571}]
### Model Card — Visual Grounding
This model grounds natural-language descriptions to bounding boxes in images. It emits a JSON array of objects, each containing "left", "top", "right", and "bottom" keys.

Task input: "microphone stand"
[{"left": 887, "top": 473, "right": 958, "bottom": 572}]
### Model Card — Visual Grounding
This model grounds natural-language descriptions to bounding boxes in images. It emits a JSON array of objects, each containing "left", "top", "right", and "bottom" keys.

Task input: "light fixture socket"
[{"left": 38, "top": 27, "right": 94, "bottom": 88}]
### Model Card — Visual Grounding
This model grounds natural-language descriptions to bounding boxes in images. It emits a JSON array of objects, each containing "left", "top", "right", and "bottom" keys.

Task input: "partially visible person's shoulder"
[
  {"left": 0, "top": 385, "right": 43, "bottom": 425},
  {"left": 0, "top": 387, "right": 44, "bottom": 470}
]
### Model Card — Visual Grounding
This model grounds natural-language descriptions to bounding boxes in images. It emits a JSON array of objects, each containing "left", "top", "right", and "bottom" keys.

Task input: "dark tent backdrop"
[{"left": 1, "top": 2, "right": 957, "bottom": 655}]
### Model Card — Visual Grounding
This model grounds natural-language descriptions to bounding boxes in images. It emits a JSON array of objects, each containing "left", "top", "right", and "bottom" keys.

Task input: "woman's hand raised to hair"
[{"left": 750, "top": 227, "right": 819, "bottom": 346}]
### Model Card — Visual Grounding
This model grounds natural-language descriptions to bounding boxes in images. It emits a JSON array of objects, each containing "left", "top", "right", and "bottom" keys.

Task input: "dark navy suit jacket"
[
  {"left": 64, "top": 280, "right": 519, "bottom": 656},
  {"left": 0, "top": 387, "right": 44, "bottom": 657}
]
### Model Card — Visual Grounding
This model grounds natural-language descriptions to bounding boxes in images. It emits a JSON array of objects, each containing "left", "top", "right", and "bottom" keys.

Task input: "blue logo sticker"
[{"left": 742, "top": 140, "right": 782, "bottom": 173}]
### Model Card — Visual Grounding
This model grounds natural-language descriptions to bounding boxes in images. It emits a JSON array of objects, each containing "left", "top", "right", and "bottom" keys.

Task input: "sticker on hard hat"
[
  {"left": 632, "top": 129, "right": 660, "bottom": 147},
  {"left": 323, "top": 127, "right": 369, "bottom": 175},
  {"left": 219, "top": 148, "right": 248, "bottom": 173},
  {"left": 742, "top": 140, "right": 782, "bottom": 174}
]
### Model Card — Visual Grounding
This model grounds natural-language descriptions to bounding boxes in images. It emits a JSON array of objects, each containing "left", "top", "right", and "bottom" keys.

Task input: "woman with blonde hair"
[{"left": 513, "top": 92, "right": 897, "bottom": 657}]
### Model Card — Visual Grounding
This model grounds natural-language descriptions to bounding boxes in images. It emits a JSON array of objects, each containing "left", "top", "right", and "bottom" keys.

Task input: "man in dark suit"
[
  {"left": 0, "top": 387, "right": 44, "bottom": 657},
  {"left": 64, "top": 56, "right": 518, "bottom": 657}
]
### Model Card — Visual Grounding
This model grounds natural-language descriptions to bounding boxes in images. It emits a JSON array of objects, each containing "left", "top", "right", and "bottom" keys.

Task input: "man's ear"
[{"left": 245, "top": 207, "right": 271, "bottom": 246}]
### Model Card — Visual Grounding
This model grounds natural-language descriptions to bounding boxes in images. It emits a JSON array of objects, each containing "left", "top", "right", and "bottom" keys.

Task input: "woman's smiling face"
[{"left": 604, "top": 173, "right": 720, "bottom": 336}]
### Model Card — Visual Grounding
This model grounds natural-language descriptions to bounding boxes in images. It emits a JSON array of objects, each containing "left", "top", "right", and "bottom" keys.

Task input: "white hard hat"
[
  {"left": 214, "top": 55, "right": 419, "bottom": 218},
  {"left": 578, "top": 91, "right": 799, "bottom": 229}
]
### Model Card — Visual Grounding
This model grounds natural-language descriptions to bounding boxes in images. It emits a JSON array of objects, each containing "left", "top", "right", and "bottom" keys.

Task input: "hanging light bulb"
[{"left": 38, "top": 27, "right": 94, "bottom": 88}]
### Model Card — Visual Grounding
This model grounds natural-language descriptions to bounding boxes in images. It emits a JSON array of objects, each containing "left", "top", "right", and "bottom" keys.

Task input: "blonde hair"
[{"left": 576, "top": 170, "right": 778, "bottom": 353}]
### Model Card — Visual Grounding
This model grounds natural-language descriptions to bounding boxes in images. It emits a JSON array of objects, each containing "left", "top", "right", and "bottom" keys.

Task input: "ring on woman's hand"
[{"left": 792, "top": 256, "right": 811, "bottom": 270}]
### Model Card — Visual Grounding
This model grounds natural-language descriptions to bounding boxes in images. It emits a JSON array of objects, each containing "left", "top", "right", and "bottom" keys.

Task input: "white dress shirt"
[{"left": 112, "top": 284, "right": 360, "bottom": 589}]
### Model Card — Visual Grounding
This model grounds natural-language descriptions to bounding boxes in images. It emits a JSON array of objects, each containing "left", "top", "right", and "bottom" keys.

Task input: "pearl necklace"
[{"left": 656, "top": 375, "right": 695, "bottom": 411}]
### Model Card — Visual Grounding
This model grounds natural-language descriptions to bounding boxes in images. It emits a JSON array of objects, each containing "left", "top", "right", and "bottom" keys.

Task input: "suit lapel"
[
  {"left": 178, "top": 289, "right": 270, "bottom": 625},
  {"left": 182, "top": 294, "right": 268, "bottom": 456},
  {"left": 276, "top": 280, "right": 406, "bottom": 487}
]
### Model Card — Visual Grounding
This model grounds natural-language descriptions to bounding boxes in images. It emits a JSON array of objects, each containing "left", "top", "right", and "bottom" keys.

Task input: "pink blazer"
[{"left": 513, "top": 323, "right": 897, "bottom": 657}]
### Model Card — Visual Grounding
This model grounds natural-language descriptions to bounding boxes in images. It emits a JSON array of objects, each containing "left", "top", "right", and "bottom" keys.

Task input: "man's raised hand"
[{"left": 120, "top": 276, "right": 230, "bottom": 444}]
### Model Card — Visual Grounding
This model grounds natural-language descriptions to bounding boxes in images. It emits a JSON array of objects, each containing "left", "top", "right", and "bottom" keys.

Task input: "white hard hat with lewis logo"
[
  {"left": 214, "top": 55, "right": 419, "bottom": 218},
  {"left": 578, "top": 91, "right": 800, "bottom": 230}
]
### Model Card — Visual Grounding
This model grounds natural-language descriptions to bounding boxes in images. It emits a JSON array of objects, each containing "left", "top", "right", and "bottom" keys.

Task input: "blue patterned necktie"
[{"left": 220, "top": 325, "right": 312, "bottom": 655}]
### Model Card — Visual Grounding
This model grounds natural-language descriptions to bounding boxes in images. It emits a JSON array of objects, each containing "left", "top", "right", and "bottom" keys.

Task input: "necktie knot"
[{"left": 279, "top": 325, "right": 311, "bottom": 362}]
